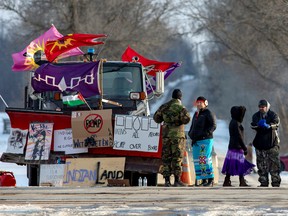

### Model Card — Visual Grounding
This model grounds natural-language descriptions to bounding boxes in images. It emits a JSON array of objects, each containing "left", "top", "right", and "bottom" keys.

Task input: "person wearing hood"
[
  {"left": 222, "top": 106, "right": 255, "bottom": 187},
  {"left": 153, "top": 89, "right": 191, "bottom": 187},
  {"left": 188, "top": 96, "right": 216, "bottom": 187},
  {"left": 251, "top": 99, "right": 281, "bottom": 187}
]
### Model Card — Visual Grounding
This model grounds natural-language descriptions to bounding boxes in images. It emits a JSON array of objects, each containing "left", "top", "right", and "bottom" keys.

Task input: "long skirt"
[
  {"left": 221, "top": 149, "right": 255, "bottom": 176},
  {"left": 192, "top": 139, "right": 214, "bottom": 180}
]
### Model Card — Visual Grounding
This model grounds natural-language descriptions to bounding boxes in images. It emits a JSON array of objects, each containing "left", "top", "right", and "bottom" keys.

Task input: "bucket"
[{"left": 0, "top": 171, "right": 16, "bottom": 187}]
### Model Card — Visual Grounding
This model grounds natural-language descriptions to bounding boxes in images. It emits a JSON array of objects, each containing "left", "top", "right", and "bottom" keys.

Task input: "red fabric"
[
  {"left": 45, "top": 34, "right": 107, "bottom": 62},
  {"left": 121, "top": 46, "right": 176, "bottom": 76}
]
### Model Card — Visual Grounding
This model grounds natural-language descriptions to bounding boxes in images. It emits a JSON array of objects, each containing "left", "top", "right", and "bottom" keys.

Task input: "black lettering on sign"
[
  {"left": 129, "top": 143, "right": 141, "bottom": 149},
  {"left": 148, "top": 145, "right": 158, "bottom": 151}
]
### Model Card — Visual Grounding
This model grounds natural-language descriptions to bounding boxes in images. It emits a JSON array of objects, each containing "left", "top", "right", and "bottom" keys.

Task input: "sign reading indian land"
[
  {"left": 71, "top": 110, "right": 113, "bottom": 148},
  {"left": 63, "top": 157, "right": 125, "bottom": 187},
  {"left": 113, "top": 115, "right": 160, "bottom": 152}
]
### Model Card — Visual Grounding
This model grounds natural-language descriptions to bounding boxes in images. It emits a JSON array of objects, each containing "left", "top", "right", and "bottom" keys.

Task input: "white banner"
[
  {"left": 54, "top": 129, "right": 88, "bottom": 154},
  {"left": 113, "top": 115, "right": 160, "bottom": 152}
]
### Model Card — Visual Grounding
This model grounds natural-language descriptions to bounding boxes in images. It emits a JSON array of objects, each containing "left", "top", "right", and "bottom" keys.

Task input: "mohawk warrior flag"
[
  {"left": 32, "top": 61, "right": 101, "bottom": 97},
  {"left": 11, "top": 25, "right": 84, "bottom": 72},
  {"left": 121, "top": 46, "right": 177, "bottom": 76},
  {"left": 45, "top": 33, "right": 107, "bottom": 62}
]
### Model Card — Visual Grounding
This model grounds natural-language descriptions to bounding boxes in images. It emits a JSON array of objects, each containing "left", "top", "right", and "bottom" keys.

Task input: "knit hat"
[
  {"left": 172, "top": 89, "right": 182, "bottom": 99},
  {"left": 258, "top": 99, "right": 268, "bottom": 107}
]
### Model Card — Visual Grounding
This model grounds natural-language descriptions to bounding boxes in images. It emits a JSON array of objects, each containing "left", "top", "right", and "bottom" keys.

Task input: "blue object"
[
  {"left": 263, "top": 122, "right": 271, "bottom": 129},
  {"left": 258, "top": 119, "right": 266, "bottom": 127},
  {"left": 87, "top": 48, "right": 95, "bottom": 54}
]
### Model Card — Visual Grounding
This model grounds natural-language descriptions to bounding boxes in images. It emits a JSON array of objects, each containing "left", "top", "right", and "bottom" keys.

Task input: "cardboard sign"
[
  {"left": 6, "top": 128, "right": 28, "bottom": 154},
  {"left": 54, "top": 129, "right": 88, "bottom": 154},
  {"left": 71, "top": 110, "right": 113, "bottom": 148},
  {"left": 63, "top": 158, "right": 125, "bottom": 186},
  {"left": 40, "top": 164, "right": 65, "bottom": 187},
  {"left": 25, "top": 123, "right": 53, "bottom": 160},
  {"left": 113, "top": 115, "right": 160, "bottom": 152}
]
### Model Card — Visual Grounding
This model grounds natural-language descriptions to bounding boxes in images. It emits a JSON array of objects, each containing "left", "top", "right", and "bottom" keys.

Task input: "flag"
[
  {"left": 31, "top": 61, "right": 101, "bottom": 97},
  {"left": 45, "top": 33, "right": 107, "bottom": 62},
  {"left": 12, "top": 25, "right": 84, "bottom": 72},
  {"left": 121, "top": 46, "right": 176, "bottom": 76},
  {"left": 62, "top": 93, "right": 85, "bottom": 106},
  {"left": 146, "top": 62, "right": 181, "bottom": 94}
]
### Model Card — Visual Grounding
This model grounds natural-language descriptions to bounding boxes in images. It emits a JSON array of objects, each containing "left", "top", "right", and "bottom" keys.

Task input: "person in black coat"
[
  {"left": 251, "top": 99, "right": 281, "bottom": 187},
  {"left": 188, "top": 96, "right": 216, "bottom": 187},
  {"left": 221, "top": 106, "right": 255, "bottom": 187}
]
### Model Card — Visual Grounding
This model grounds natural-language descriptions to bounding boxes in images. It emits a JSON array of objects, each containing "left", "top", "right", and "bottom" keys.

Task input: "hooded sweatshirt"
[{"left": 228, "top": 106, "right": 247, "bottom": 151}]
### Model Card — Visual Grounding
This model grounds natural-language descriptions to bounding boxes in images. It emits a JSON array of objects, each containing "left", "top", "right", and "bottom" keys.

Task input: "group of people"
[{"left": 153, "top": 89, "right": 281, "bottom": 187}]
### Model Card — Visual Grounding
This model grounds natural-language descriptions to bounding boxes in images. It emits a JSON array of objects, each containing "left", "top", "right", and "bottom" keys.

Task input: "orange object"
[
  {"left": 0, "top": 171, "right": 16, "bottom": 187},
  {"left": 181, "top": 151, "right": 193, "bottom": 186}
]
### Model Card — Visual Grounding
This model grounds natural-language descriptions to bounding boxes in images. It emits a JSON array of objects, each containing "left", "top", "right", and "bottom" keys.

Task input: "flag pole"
[
  {"left": 78, "top": 92, "right": 92, "bottom": 110},
  {"left": 0, "top": 94, "right": 9, "bottom": 108}
]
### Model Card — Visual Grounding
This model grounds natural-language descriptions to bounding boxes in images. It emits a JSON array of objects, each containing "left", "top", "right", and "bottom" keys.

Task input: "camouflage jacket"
[{"left": 153, "top": 99, "right": 191, "bottom": 138}]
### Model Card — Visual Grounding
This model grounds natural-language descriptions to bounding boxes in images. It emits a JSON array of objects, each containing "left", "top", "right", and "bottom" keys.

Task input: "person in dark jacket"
[
  {"left": 251, "top": 99, "right": 281, "bottom": 187},
  {"left": 188, "top": 96, "right": 216, "bottom": 186},
  {"left": 153, "top": 89, "right": 191, "bottom": 187},
  {"left": 222, "top": 106, "right": 255, "bottom": 187}
]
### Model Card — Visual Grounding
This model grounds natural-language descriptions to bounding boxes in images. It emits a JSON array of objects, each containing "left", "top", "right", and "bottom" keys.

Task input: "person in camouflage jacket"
[{"left": 153, "top": 89, "right": 191, "bottom": 187}]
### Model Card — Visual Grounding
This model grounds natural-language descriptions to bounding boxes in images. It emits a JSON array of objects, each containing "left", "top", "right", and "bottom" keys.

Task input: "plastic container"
[
  {"left": 143, "top": 177, "right": 147, "bottom": 187},
  {"left": 138, "top": 177, "right": 142, "bottom": 186},
  {"left": 0, "top": 171, "right": 16, "bottom": 187}
]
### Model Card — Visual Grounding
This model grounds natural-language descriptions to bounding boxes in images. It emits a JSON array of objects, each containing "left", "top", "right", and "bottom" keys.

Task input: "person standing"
[
  {"left": 188, "top": 96, "right": 216, "bottom": 187},
  {"left": 222, "top": 106, "right": 255, "bottom": 187},
  {"left": 251, "top": 99, "right": 281, "bottom": 187},
  {"left": 153, "top": 89, "right": 191, "bottom": 187}
]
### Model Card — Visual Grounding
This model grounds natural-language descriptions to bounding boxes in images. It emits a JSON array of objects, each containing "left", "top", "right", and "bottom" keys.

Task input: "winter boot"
[
  {"left": 174, "top": 175, "right": 187, "bottom": 187},
  {"left": 164, "top": 176, "right": 171, "bottom": 187},
  {"left": 239, "top": 176, "right": 249, "bottom": 187},
  {"left": 223, "top": 175, "right": 232, "bottom": 187},
  {"left": 203, "top": 178, "right": 214, "bottom": 187}
]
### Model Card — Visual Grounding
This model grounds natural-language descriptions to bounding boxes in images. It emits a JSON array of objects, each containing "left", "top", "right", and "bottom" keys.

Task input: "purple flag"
[
  {"left": 32, "top": 61, "right": 101, "bottom": 97},
  {"left": 146, "top": 62, "right": 181, "bottom": 94}
]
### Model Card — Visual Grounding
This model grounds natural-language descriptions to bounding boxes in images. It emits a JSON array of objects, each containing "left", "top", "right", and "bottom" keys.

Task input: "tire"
[{"left": 280, "top": 161, "right": 285, "bottom": 172}]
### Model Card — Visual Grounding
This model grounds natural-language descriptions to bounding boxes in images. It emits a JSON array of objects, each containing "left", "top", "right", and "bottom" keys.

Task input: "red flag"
[
  {"left": 121, "top": 46, "right": 176, "bottom": 76},
  {"left": 45, "top": 33, "right": 107, "bottom": 62},
  {"left": 11, "top": 25, "right": 84, "bottom": 72}
]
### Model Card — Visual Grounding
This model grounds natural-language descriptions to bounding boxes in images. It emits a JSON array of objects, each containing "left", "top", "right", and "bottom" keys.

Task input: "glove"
[
  {"left": 263, "top": 122, "right": 270, "bottom": 129},
  {"left": 244, "top": 150, "right": 248, "bottom": 156},
  {"left": 257, "top": 119, "right": 266, "bottom": 127}
]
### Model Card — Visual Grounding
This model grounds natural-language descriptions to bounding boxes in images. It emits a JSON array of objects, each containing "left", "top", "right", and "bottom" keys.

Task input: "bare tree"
[{"left": 175, "top": 0, "right": 288, "bottom": 151}]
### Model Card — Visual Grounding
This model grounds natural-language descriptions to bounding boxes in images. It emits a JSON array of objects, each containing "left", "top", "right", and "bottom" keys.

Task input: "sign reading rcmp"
[
  {"left": 71, "top": 110, "right": 113, "bottom": 148},
  {"left": 84, "top": 113, "right": 103, "bottom": 133}
]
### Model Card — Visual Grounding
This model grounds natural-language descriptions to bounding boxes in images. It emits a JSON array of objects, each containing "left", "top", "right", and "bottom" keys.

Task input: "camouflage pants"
[
  {"left": 255, "top": 145, "right": 281, "bottom": 186},
  {"left": 161, "top": 138, "right": 186, "bottom": 177}
]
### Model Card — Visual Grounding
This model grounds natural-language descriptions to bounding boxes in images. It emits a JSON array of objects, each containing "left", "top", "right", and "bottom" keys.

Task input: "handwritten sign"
[
  {"left": 71, "top": 110, "right": 113, "bottom": 148},
  {"left": 40, "top": 164, "right": 65, "bottom": 187},
  {"left": 6, "top": 128, "right": 28, "bottom": 154},
  {"left": 54, "top": 129, "right": 88, "bottom": 154},
  {"left": 25, "top": 123, "right": 53, "bottom": 160},
  {"left": 113, "top": 115, "right": 160, "bottom": 152},
  {"left": 63, "top": 158, "right": 125, "bottom": 187}
]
